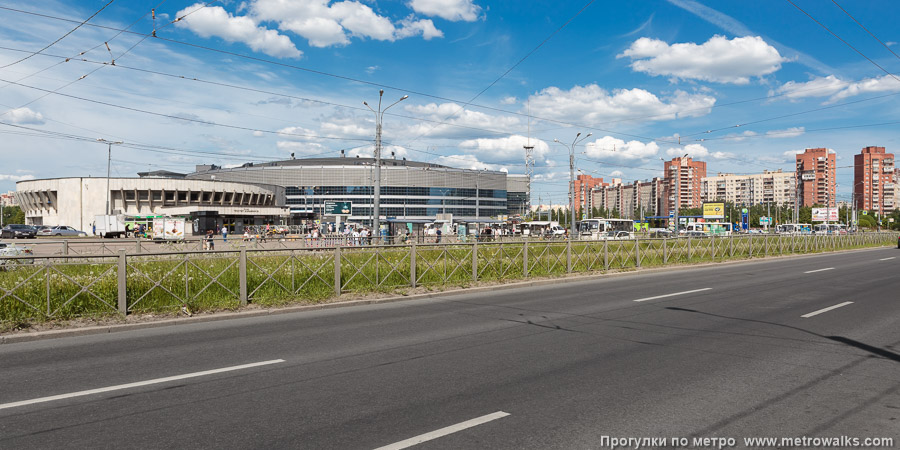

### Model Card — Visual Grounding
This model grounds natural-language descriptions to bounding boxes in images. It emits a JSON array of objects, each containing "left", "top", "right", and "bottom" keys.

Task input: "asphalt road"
[{"left": 1, "top": 248, "right": 898, "bottom": 449}]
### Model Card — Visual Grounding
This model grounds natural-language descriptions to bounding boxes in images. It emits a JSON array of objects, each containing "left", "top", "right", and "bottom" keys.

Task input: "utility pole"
[
  {"left": 364, "top": 90, "right": 407, "bottom": 239},
  {"left": 555, "top": 132, "right": 592, "bottom": 239},
  {"left": 98, "top": 139, "right": 123, "bottom": 215}
]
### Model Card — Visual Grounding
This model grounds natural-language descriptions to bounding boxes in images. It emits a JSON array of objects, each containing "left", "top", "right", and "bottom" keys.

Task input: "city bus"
[
  {"left": 576, "top": 218, "right": 635, "bottom": 240},
  {"left": 813, "top": 223, "right": 846, "bottom": 235},
  {"left": 776, "top": 223, "right": 812, "bottom": 235},
  {"left": 683, "top": 222, "right": 733, "bottom": 236}
]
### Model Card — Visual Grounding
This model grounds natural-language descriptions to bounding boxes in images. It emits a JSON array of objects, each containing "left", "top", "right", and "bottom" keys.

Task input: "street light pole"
[
  {"left": 555, "top": 132, "right": 592, "bottom": 239},
  {"left": 364, "top": 90, "right": 408, "bottom": 239},
  {"left": 98, "top": 139, "right": 123, "bottom": 216}
]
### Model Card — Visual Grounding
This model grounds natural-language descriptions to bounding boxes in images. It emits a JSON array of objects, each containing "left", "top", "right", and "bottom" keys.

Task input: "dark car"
[
  {"left": 897, "top": 234, "right": 899, "bottom": 249},
  {"left": 0, "top": 224, "right": 37, "bottom": 239}
]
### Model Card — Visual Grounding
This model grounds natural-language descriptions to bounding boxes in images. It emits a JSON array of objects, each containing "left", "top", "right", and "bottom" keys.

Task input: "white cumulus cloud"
[
  {"left": 458, "top": 135, "right": 550, "bottom": 163},
  {"left": 435, "top": 154, "right": 508, "bottom": 171},
  {"left": 618, "top": 35, "right": 785, "bottom": 84},
  {"left": 528, "top": 84, "right": 715, "bottom": 124},
  {"left": 665, "top": 143, "right": 732, "bottom": 159},
  {"left": 174, "top": 4, "right": 302, "bottom": 58},
  {"left": 766, "top": 127, "right": 805, "bottom": 138},
  {"left": 0, "top": 174, "right": 35, "bottom": 181},
  {"left": 6, "top": 107, "right": 45, "bottom": 125},
  {"left": 249, "top": 0, "right": 443, "bottom": 48},
  {"left": 408, "top": 0, "right": 482, "bottom": 22},
  {"left": 584, "top": 136, "right": 660, "bottom": 160},
  {"left": 772, "top": 75, "right": 900, "bottom": 103}
]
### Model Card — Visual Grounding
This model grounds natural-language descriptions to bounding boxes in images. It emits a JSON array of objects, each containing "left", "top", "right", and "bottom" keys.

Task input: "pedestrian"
[
  {"left": 436, "top": 227, "right": 442, "bottom": 244},
  {"left": 222, "top": 226, "right": 228, "bottom": 243},
  {"left": 242, "top": 229, "right": 250, "bottom": 242},
  {"left": 205, "top": 229, "right": 215, "bottom": 251}
]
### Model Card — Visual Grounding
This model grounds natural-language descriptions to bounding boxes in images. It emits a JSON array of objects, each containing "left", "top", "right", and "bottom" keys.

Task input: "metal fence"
[{"left": 1, "top": 232, "right": 896, "bottom": 322}]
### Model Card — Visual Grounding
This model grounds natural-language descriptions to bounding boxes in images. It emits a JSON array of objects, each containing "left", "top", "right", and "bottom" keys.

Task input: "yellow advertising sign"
[{"left": 703, "top": 202, "right": 725, "bottom": 219}]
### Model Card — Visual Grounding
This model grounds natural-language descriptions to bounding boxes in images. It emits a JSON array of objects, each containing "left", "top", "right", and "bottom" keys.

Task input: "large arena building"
[
  {"left": 186, "top": 157, "right": 528, "bottom": 224},
  {"left": 15, "top": 156, "right": 530, "bottom": 234}
]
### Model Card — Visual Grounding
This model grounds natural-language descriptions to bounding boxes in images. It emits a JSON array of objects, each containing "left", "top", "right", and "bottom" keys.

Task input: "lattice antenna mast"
[{"left": 523, "top": 100, "right": 535, "bottom": 217}]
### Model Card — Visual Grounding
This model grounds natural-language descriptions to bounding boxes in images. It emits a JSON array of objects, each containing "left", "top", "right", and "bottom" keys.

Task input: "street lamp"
[
  {"left": 555, "top": 132, "right": 592, "bottom": 238},
  {"left": 97, "top": 138, "right": 123, "bottom": 215},
  {"left": 363, "top": 90, "right": 408, "bottom": 239}
]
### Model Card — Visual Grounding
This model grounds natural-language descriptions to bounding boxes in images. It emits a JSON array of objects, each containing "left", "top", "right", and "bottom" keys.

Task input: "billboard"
[
  {"left": 811, "top": 208, "right": 839, "bottom": 221},
  {"left": 702, "top": 202, "right": 725, "bottom": 219},
  {"left": 324, "top": 201, "right": 352, "bottom": 215}
]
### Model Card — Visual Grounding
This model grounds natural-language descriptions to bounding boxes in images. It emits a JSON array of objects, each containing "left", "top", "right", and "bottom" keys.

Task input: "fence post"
[
  {"left": 711, "top": 235, "right": 716, "bottom": 261},
  {"left": 472, "top": 240, "right": 478, "bottom": 281},
  {"left": 603, "top": 239, "right": 609, "bottom": 270},
  {"left": 62, "top": 240, "right": 69, "bottom": 256},
  {"left": 523, "top": 240, "right": 529, "bottom": 277},
  {"left": 764, "top": 235, "right": 768, "bottom": 257},
  {"left": 566, "top": 238, "right": 572, "bottom": 273},
  {"left": 635, "top": 239, "right": 641, "bottom": 267},
  {"left": 749, "top": 236, "right": 753, "bottom": 258},
  {"left": 410, "top": 242, "right": 417, "bottom": 288},
  {"left": 239, "top": 248, "right": 248, "bottom": 305},
  {"left": 136, "top": 239, "right": 141, "bottom": 254},
  {"left": 117, "top": 249, "right": 127, "bottom": 315},
  {"left": 184, "top": 253, "right": 190, "bottom": 302},
  {"left": 687, "top": 237, "right": 692, "bottom": 261},
  {"left": 334, "top": 245, "right": 342, "bottom": 296},
  {"left": 663, "top": 237, "right": 668, "bottom": 264}
]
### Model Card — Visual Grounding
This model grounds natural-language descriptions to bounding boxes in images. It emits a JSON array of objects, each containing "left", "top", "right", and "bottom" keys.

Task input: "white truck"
[
  {"left": 152, "top": 217, "right": 187, "bottom": 241},
  {"left": 94, "top": 214, "right": 127, "bottom": 238}
]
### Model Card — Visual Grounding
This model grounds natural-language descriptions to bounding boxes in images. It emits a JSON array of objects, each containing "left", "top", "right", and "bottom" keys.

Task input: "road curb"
[{"left": 1, "top": 245, "right": 891, "bottom": 344}]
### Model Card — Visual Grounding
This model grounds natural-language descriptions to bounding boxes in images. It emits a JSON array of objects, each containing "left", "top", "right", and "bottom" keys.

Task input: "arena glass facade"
[{"left": 186, "top": 157, "right": 524, "bottom": 225}]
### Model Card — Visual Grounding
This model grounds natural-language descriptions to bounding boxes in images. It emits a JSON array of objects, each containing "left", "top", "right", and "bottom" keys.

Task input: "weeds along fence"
[
  {"left": 1, "top": 233, "right": 896, "bottom": 323},
  {"left": 16, "top": 234, "right": 525, "bottom": 257}
]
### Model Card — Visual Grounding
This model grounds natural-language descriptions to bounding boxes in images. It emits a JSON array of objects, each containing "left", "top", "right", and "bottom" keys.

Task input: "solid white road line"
[
  {"left": 374, "top": 411, "right": 510, "bottom": 450},
  {"left": 0, "top": 359, "right": 285, "bottom": 411},
  {"left": 804, "top": 267, "right": 835, "bottom": 274},
  {"left": 880, "top": 257, "right": 896, "bottom": 261},
  {"left": 633, "top": 288, "right": 712, "bottom": 303},
  {"left": 801, "top": 302, "right": 853, "bottom": 318}
]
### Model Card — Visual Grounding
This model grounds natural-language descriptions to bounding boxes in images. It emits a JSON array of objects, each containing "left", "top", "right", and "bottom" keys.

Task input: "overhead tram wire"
[
  {"left": 0, "top": 5, "right": 892, "bottom": 140},
  {"left": 400, "top": 0, "right": 596, "bottom": 147},
  {"left": 0, "top": 47, "right": 527, "bottom": 139},
  {"left": 0, "top": 77, "right": 379, "bottom": 144},
  {"left": 0, "top": 0, "right": 118, "bottom": 69},
  {"left": 785, "top": 0, "right": 900, "bottom": 84},
  {"left": 831, "top": 0, "right": 900, "bottom": 61},
  {"left": 4, "top": 6, "right": 895, "bottom": 147},
  {"left": 0, "top": 5, "right": 679, "bottom": 145}
]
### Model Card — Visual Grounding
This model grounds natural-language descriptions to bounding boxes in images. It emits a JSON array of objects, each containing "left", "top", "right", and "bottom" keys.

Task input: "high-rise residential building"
[
  {"left": 662, "top": 157, "right": 706, "bottom": 216},
  {"left": 795, "top": 148, "right": 836, "bottom": 207},
  {"left": 700, "top": 169, "right": 795, "bottom": 206},
  {"left": 0, "top": 191, "right": 17, "bottom": 207},
  {"left": 573, "top": 174, "right": 606, "bottom": 214},
  {"left": 590, "top": 178, "right": 663, "bottom": 219},
  {"left": 853, "top": 146, "right": 895, "bottom": 214}
]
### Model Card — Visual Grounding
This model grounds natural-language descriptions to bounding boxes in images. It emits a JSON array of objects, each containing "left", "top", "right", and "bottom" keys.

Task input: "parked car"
[
  {"left": 897, "top": 234, "right": 900, "bottom": 249},
  {"left": 37, "top": 226, "right": 88, "bottom": 237},
  {"left": 0, "top": 242, "right": 35, "bottom": 268},
  {"left": 684, "top": 231, "right": 708, "bottom": 238},
  {"left": 0, "top": 224, "right": 37, "bottom": 239},
  {"left": 649, "top": 229, "right": 673, "bottom": 238}
]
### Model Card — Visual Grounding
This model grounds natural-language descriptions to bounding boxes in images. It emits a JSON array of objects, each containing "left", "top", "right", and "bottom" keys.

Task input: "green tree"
[
  {"left": 857, "top": 213, "right": 877, "bottom": 229},
  {"left": 1, "top": 205, "right": 24, "bottom": 226}
]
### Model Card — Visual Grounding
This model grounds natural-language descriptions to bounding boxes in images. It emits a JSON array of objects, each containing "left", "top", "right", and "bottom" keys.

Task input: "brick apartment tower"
[
  {"left": 795, "top": 148, "right": 836, "bottom": 207},
  {"left": 853, "top": 146, "right": 895, "bottom": 215},
  {"left": 662, "top": 156, "right": 706, "bottom": 216},
  {"left": 573, "top": 174, "right": 606, "bottom": 214}
]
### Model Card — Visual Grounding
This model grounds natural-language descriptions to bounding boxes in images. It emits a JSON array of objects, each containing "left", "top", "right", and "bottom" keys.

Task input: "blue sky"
[{"left": 1, "top": 0, "right": 898, "bottom": 205}]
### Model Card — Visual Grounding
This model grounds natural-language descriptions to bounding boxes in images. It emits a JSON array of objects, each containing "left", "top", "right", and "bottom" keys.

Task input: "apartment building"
[
  {"left": 662, "top": 157, "right": 706, "bottom": 216},
  {"left": 795, "top": 148, "right": 836, "bottom": 207},
  {"left": 700, "top": 169, "right": 795, "bottom": 206},
  {"left": 853, "top": 146, "right": 895, "bottom": 214},
  {"left": 590, "top": 178, "right": 664, "bottom": 219},
  {"left": 573, "top": 174, "right": 606, "bottom": 213}
]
